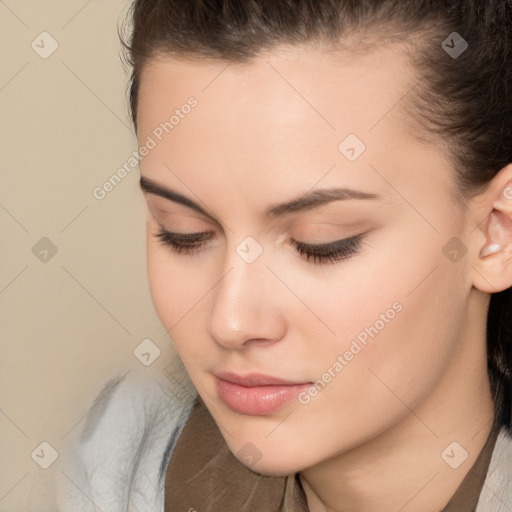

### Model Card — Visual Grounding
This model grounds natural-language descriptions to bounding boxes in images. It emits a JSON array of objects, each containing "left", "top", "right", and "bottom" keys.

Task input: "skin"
[{"left": 136, "top": 42, "right": 512, "bottom": 512}]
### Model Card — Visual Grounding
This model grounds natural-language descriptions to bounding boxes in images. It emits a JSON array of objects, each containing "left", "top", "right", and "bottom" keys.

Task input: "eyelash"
[{"left": 153, "top": 227, "right": 365, "bottom": 265}]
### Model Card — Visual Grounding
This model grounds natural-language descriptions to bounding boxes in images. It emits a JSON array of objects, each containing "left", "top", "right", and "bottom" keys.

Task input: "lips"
[{"left": 214, "top": 371, "right": 312, "bottom": 415}]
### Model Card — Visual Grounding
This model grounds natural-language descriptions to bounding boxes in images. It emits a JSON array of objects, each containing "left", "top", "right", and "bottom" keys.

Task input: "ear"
[{"left": 471, "top": 163, "right": 512, "bottom": 293}]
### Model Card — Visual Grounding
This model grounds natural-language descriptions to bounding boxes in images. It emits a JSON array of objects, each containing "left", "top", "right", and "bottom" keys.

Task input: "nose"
[{"left": 207, "top": 244, "right": 287, "bottom": 350}]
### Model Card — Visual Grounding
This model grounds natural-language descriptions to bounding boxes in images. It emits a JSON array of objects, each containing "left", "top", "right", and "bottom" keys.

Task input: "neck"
[{"left": 299, "top": 291, "right": 496, "bottom": 512}]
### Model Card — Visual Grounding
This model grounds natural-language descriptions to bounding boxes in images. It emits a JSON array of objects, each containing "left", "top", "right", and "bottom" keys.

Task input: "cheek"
[
  {"left": 146, "top": 236, "right": 172, "bottom": 321},
  {"left": 146, "top": 237, "right": 195, "bottom": 330},
  {"left": 146, "top": 236, "right": 215, "bottom": 359},
  {"left": 294, "top": 227, "right": 468, "bottom": 425}
]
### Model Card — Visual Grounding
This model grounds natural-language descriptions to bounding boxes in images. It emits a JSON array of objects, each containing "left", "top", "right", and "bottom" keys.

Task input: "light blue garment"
[{"left": 56, "top": 358, "right": 197, "bottom": 512}]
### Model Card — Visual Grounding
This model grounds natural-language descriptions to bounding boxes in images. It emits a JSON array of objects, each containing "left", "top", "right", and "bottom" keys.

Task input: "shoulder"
[
  {"left": 56, "top": 360, "right": 198, "bottom": 512},
  {"left": 477, "top": 425, "right": 512, "bottom": 512}
]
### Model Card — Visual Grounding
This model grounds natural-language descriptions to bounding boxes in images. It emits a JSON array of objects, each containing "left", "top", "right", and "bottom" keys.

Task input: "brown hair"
[{"left": 119, "top": 0, "right": 512, "bottom": 432}]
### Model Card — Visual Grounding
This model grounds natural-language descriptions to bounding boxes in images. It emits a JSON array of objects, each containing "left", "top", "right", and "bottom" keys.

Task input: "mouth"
[{"left": 214, "top": 371, "right": 312, "bottom": 416}]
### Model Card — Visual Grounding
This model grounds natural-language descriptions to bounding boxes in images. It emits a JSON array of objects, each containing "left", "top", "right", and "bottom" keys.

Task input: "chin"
[{"left": 234, "top": 451, "right": 306, "bottom": 477}]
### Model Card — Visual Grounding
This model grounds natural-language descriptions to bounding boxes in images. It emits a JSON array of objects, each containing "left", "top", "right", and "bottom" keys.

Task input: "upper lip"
[{"left": 215, "top": 371, "right": 310, "bottom": 387}]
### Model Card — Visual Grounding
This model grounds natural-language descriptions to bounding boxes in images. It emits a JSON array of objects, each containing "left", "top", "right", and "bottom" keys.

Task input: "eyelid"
[
  {"left": 165, "top": 231, "right": 211, "bottom": 241},
  {"left": 147, "top": 208, "right": 214, "bottom": 229},
  {"left": 293, "top": 233, "right": 364, "bottom": 249},
  {"left": 154, "top": 225, "right": 358, "bottom": 247},
  {"left": 153, "top": 225, "right": 367, "bottom": 265},
  {"left": 292, "top": 222, "right": 368, "bottom": 241},
  {"left": 291, "top": 233, "right": 365, "bottom": 263},
  {"left": 144, "top": 197, "right": 221, "bottom": 230}
]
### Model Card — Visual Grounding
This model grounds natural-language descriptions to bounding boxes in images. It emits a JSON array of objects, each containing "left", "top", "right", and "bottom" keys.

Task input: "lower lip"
[{"left": 215, "top": 376, "right": 311, "bottom": 415}]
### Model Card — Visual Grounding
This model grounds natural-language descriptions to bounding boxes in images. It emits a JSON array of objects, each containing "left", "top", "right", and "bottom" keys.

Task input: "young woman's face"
[{"left": 137, "top": 44, "right": 477, "bottom": 475}]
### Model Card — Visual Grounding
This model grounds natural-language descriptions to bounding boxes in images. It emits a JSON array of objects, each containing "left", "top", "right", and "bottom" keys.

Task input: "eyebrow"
[{"left": 139, "top": 175, "right": 380, "bottom": 219}]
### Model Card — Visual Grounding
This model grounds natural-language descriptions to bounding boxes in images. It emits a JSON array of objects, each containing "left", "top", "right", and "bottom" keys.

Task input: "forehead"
[
  {"left": 137, "top": 43, "right": 417, "bottom": 135},
  {"left": 135, "top": 44, "right": 443, "bottom": 216}
]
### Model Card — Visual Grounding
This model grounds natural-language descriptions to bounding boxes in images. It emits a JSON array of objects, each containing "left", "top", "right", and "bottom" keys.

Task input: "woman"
[{"left": 57, "top": 0, "right": 512, "bottom": 511}]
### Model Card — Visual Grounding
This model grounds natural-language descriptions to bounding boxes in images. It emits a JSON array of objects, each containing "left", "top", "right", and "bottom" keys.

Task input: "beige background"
[{"left": 0, "top": 1, "right": 181, "bottom": 509}]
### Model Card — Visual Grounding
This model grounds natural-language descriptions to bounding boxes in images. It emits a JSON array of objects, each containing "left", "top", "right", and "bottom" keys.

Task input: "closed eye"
[{"left": 152, "top": 226, "right": 365, "bottom": 265}]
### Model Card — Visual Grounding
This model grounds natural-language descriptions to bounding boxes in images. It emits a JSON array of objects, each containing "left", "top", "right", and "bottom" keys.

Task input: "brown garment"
[
  {"left": 164, "top": 396, "right": 500, "bottom": 512},
  {"left": 441, "top": 415, "right": 500, "bottom": 512}
]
